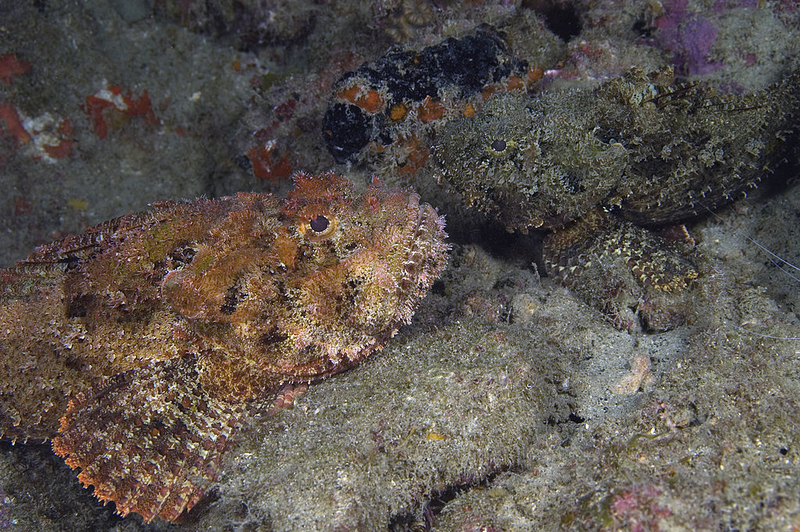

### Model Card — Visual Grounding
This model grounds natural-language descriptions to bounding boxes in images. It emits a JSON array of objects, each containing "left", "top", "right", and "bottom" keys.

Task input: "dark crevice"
[
  {"left": 522, "top": 1, "right": 582, "bottom": 42},
  {"left": 388, "top": 469, "right": 513, "bottom": 531}
]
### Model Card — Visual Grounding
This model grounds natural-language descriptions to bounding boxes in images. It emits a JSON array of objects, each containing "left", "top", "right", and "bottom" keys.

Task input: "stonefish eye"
[
  {"left": 309, "top": 215, "right": 329, "bottom": 233},
  {"left": 299, "top": 214, "right": 338, "bottom": 239},
  {"left": 487, "top": 137, "right": 515, "bottom": 157}
]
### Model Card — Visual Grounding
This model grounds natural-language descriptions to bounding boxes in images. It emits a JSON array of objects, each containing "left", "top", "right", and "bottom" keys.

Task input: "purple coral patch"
[{"left": 653, "top": 0, "right": 723, "bottom": 75}]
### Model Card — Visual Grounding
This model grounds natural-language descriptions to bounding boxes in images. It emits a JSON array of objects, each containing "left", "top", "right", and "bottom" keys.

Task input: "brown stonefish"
[{"left": 0, "top": 172, "right": 448, "bottom": 522}]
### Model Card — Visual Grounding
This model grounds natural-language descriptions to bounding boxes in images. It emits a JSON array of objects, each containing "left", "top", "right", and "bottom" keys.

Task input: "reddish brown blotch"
[
  {"left": 0, "top": 54, "right": 31, "bottom": 85},
  {"left": 0, "top": 103, "right": 32, "bottom": 145},
  {"left": 84, "top": 85, "right": 157, "bottom": 139}
]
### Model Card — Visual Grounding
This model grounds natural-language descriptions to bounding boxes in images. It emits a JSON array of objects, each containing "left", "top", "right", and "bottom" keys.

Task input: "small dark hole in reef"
[
  {"left": 632, "top": 18, "right": 655, "bottom": 39},
  {"left": 568, "top": 412, "right": 585, "bottom": 424},
  {"left": 522, "top": 1, "right": 582, "bottom": 42},
  {"left": 66, "top": 294, "right": 94, "bottom": 318},
  {"left": 63, "top": 354, "right": 86, "bottom": 371},
  {"left": 594, "top": 126, "right": 621, "bottom": 144},
  {"left": 322, "top": 102, "right": 372, "bottom": 162},
  {"left": 562, "top": 172, "right": 586, "bottom": 194},
  {"left": 235, "top": 153, "right": 252, "bottom": 172},
  {"left": 431, "top": 279, "right": 446, "bottom": 295},
  {"left": 389, "top": 471, "right": 507, "bottom": 531},
  {"left": 546, "top": 412, "right": 585, "bottom": 427}
]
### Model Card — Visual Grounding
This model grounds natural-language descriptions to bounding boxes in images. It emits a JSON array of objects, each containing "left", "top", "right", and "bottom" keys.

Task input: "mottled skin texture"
[
  {"left": 322, "top": 26, "right": 535, "bottom": 171},
  {"left": 435, "top": 67, "right": 799, "bottom": 330},
  {"left": 0, "top": 172, "right": 449, "bottom": 522}
]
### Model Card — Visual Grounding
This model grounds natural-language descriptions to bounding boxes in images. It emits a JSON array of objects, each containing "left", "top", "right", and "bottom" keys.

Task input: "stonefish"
[
  {"left": 0, "top": 172, "right": 449, "bottom": 522},
  {"left": 435, "top": 67, "right": 800, "bottom": 331}
]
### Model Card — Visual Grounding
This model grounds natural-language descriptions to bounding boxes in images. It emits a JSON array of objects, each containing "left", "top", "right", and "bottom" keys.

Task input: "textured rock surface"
[
  {"left": 1, "top": 0, "right": 800, "bottom": 530},
  {"left": 434, "top": 188, "right": 800, "bottom": 531}
]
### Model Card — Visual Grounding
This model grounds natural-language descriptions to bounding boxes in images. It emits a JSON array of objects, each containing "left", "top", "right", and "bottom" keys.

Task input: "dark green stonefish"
[{"left": 434, "top": 67, "right": 799, "bottom": 331}]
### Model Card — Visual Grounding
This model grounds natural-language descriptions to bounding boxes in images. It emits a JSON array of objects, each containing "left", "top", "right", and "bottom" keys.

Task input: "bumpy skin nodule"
[
  {"left": 322, "top": 26, "right": 530, "bottom": 164},
  {"left": 435, "top": 67, "right": 799, "bottom": 330},
  {"left": 0, "top": 172, "right": 449, "bottom": 522}
]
